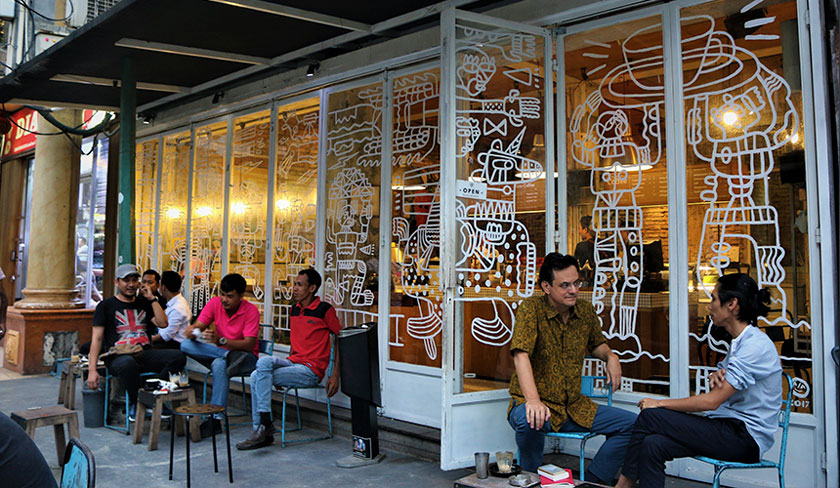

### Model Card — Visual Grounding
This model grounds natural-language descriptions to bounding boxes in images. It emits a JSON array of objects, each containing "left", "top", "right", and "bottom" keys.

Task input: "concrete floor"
[{"left": 0, "top": 372, "right": 711, "bottom": 488}]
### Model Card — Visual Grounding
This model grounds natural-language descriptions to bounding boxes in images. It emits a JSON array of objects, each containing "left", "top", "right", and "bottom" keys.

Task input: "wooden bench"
[
  {"left": 11, "top": 405, "right": 80, "bottom": 465},
  {"left": 57, "top": 360, "right": 105, "bottom": 410},
  {"left": 133, "top": 387, "right": 200, "bottom": 451}
]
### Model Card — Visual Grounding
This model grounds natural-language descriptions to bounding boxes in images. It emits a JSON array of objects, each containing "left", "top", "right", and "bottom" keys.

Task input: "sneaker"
[
  {"left": 128, "top": 405, "right": 136, "bottom": 423},
  {"left": 161, "top": 405, "right": 173, "bottom": 420},
  {"left": 235, "top": 424, "right": 274, "bottom": 450},
  {"left": 199, "top": 418, "right": 223, "bottom": 439},
  {"left": 225, "top": 350, "right": 251, "bottom": 376}
]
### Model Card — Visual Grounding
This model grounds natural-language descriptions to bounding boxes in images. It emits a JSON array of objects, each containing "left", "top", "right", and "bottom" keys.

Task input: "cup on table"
[
  {"left": 474, "top": 451, "right": 490, "bottom": 479},
  {"left": 144, "top": 379, "right": 158, "bottom": 391},
  {"left": 178, "top": 371, "right": 189, "bottom": 387},
  {"left": 495, "top": 450, "right": 514, "bottom": 473}
]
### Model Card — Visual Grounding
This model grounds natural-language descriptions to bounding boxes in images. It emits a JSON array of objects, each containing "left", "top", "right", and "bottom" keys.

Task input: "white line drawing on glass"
[
  {"left": 569, "top": 23, "right": 665, "bottom": 364},
  {"left": 135, "top": 142, "right": 158, "bottom": 272},
  {"left": 159, "top": 136, "right": 191, "bottom": 287},
  {"left": 274, "top": 110, "right": 319, "bottom": 304},
  {"left": 231, "top": 119, "right": 270, "bottom": 310},
  {"left": 452, "top": 22, "right": 542, "bottom": 348},
  {"left": 391, "top": 72, "right": 444, "bottom": 360}
]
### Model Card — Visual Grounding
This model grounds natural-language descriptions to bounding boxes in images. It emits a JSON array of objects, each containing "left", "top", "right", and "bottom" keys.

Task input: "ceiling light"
[
  {"left": 231, "top": 201, "right": 247, "bottom": 215},
  {"left": 195, "top": 206, "right": 213, "bottom": 217},
  {"left": 391, "top": 184, "right": 426, "bottom": 191},
  {"left": 306, "top": 62, "right": 320, "bottom": 77},
  {"left": 790, "top": 132, "right": 800, "bottom": 144},
  {"left": 275, "top": 199, "right": 291, "bottom": 210},
  {"left": 722, "top": 111, "right": 738, "bottom": 126},
  {"left": 165, "top": 208, "right": 182, "bottom": 219}
]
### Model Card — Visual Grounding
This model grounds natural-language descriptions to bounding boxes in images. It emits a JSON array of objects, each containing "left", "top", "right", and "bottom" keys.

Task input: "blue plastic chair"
[
  {"left": 694, "top": 372, "right": 793, "bottom": 488},
  {"left": 60, "top": 437, "right": 95, "bottom": 488},
  {"left": 277, "top": 333, "right": 335, "bottom": 447},
  {"left": 545, "top": 375, "right": 612, "bottom": 482},
  {"left": 198, "top": 324, "right": 275, "bottom": 419},
  {"left": 103, "top": 368, "right": 155, "bottom": 435}
]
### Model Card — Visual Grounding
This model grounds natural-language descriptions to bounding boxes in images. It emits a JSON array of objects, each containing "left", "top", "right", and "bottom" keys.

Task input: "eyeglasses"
[{"left": 558, "top": 280, "right": 584, "bottom": 290}]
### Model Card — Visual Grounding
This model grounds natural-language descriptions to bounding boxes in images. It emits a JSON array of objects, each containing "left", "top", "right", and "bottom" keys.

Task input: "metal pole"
[{"left": 118, "top": 57, "right": 137, "bottom": 265}]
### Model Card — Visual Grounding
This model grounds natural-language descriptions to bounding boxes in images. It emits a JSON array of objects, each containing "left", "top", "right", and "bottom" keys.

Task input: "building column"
[{"left": 15, "top": 109, "right": 82, "bottom": 309}]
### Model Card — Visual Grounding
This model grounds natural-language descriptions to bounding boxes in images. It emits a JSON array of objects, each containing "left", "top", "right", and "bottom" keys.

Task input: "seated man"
[
  {"left": 236, "top": 268, "right": 341, "bottom": 450},
  {"left": 87, "top": 264, "right": 185, "bottom": 422},
  {"left": 151, "top": 271, "right": 191, "bottom": 349},
  {"left": 183, "top": 273, "right": 260, "bottom": 438},
  {"left": 140, "top": 268, "right": 167, "bottom": 308},
  {"left": 508, "top": 253, "right": 636, "bottom": 484}
]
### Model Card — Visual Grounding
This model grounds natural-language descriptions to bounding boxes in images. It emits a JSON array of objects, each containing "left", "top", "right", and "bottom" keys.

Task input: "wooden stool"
[
  {"left": 169, "top": 404, "right": 232, "bottom": 487},
  {"left": 11, "top": 405, "right": 80, "bottom": 465},
  {"left": 57, "top": 361, "right": 81, "bottom": 409},
  {"left": 133, "top": 387, "right": 200, "bottom": 451}
]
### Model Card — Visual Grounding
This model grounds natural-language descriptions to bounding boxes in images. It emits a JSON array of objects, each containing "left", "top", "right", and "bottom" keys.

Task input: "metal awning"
[{"left": 0, "top": 0, "right": 504, "bottom": 113}]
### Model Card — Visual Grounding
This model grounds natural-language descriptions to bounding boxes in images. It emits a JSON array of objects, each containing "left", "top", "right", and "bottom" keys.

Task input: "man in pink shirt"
[{"left": 182, "top": 273, "right": 259, "bottom": 438}]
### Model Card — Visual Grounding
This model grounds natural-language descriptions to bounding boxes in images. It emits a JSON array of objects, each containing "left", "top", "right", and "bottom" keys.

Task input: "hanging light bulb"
[{"left": 722, "top": 111, "right": 739, "bottom": 126}]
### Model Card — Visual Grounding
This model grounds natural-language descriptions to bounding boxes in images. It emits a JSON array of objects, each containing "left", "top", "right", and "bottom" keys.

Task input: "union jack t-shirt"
[{"left": 93, "top": 297, "right": 154, "bottom": 351}]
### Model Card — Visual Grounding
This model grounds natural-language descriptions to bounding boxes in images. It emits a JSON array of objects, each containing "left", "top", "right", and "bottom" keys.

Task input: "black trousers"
[
  {"left": 622, "top": 408, "right": 760, "bottom": 488},
  {"left": 105, "top": 348, "right": 186, "bottom": 405}
]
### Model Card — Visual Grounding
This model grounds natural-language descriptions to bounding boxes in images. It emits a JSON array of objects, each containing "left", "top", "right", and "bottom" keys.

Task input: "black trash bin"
[
  {"left": 338, "top": 322, "right": 382, "bottom": 465},
  {"left": 81, "top": 384, "right": 105, "bottom": 428}
]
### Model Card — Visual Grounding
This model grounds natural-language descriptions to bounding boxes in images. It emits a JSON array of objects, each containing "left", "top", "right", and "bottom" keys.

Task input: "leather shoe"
[{"left": 236, "top": 424, "right": 274, "bottom": 450}]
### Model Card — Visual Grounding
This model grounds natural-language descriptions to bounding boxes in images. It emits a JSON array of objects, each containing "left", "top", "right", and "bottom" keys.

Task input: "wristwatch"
[{"left": 218, "top": 336, "right": 228, "bottom": 346}]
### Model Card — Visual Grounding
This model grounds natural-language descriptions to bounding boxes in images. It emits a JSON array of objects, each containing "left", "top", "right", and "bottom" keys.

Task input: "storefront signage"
[
  {"left": 456, "top": 179, "right": 487, "bottom": 200},
  {"left": 1, "top": 108, "right": 37, "bottom": 159}
]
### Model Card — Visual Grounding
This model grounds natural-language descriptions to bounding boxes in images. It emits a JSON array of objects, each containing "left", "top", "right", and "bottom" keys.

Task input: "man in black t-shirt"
[
  {"left": 141, "top": 268, "right": 167, "bottom": 309},
  {"left": 87, "top": 264, "right": 186, "bottom": 418}
]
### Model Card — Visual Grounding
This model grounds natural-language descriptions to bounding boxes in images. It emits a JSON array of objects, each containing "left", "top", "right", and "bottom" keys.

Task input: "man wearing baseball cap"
[{"left": 86, "top": 264, "right": 186, "bottom": 422}]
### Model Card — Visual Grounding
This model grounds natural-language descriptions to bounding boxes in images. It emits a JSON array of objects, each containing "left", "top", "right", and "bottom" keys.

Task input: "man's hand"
[
  {"left": 325, "top": 375, "right": 339, "bottom": 397},
  {"left": 87, "top": 369, "right": 100, "bottom": 390},
  {"left": 638, "top": 397, "right": 661, "bottom": 410},
  {"left": 139, "top": 284, "right": 155, "bottom": 301},
  {"left": 605, "top": 353, "right": 622, "bottom": 392},
  {"left": 204, "top": 328, "right": 217, "bottom": 344},
  {"left": 524, "top": 398, "right": 551, "bottom": 430},
  {"left": 708, "top": 368, "right": 727, "bottom": 389}
]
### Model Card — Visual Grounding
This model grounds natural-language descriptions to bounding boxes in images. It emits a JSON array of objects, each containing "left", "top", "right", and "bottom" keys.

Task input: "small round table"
[{"left": 168, "top": 404, "right": 232, "bottom": 487}]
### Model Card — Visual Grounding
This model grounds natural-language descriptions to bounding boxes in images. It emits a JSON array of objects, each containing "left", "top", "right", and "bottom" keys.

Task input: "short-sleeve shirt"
[
  {"left": 508, "top": 294, "right": 607, "bottom": 430},
  {"left": 92, "top": 297, "right": 155, "bottom": 351},
  {"left": 197, "top": 296, "right": 260, "bottom": 356},
  {"left": 288, "top": 298, "right": 342, "bottom": 380}
]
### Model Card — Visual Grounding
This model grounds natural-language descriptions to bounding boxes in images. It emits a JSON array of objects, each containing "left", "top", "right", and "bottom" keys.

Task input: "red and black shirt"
[{"left": 288, "top": 297, "right": 342, "bottom": 379}]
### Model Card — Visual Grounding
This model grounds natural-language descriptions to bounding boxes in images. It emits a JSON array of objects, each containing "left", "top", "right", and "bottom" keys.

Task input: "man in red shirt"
[
  {"left": 236, "top": 268, "right": 341, "bottom": 450},
  {"left": 182, "top": 273, "right": 260, "bottom": 438}
]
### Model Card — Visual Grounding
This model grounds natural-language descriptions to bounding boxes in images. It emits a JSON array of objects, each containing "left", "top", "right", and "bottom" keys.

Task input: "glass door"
[{"left": 440, "top": 7, "right": 554, "bottom": 469}]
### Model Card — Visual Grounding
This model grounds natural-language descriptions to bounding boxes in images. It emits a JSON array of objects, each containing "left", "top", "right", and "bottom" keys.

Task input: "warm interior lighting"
[
  {"left": 275, "top": 199, "right": 291, "bottom": 210},
  {"left": 231, "top": 201, "right": 247, "bottom": 215},
  {"left": 468, "top": 176, "right": 486, "bottom": 183},
  {"left": 392, "top": 184, "right": 426, "bottom": 191},
  {"left": 195, "top": 206, "right": 213, "bottom": 217},
  {"left": 722, "top": 111, "right": 739, "bottom": 126},
  {"left": 791, "top": 132, "right": 800, "bottom": 144},
  {"left": 166, "top": 208, "right": 182, "bottom": 219}
]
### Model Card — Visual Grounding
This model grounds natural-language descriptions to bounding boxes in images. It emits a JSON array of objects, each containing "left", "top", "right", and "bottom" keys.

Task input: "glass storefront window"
[
  {"left": 681, "top": 0, "right": 813, "bottom": 413},
  {"left": 77, "top": 136, "right": 108, "bottom": 306},
  {"left": 189, "top": 121, "right": 227, "bottom": 315},
  {"left": 159, "top": 131, "right": 191, "bottom": 289},
  {"left": 135, "top": 139, "right": 158, "bottom": 272},
  {"left": 271, "top": 98, "right": 320, "bottom": 345},
  {"left": 231, "top": 111, "right": 270, "bottom": 316},
  {"left": 565, "top": 16, "right": 671, "bottom": 395},
  {"left": 452, "top": 19, "right": 547, "bottom": 392},
  {"left": 323, "top": 82, "right": 383, "bottom": 328},
  {"left": 389, "top": 69, "right": 442, "bottom": 368}
]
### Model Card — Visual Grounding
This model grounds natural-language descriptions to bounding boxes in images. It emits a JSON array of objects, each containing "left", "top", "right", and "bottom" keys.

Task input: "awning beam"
[
  {"left": 115, "top": 38, "right": 271, "bottom": 65},
  {"left": 208, "top": 0, "right": 372, "bottom": 32},
  {"left": 51, "top": 74, "right": 187, "bottom": 93}
]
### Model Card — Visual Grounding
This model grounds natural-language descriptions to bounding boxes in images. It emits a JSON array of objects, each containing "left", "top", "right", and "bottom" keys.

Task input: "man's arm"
[
  {"left": 87, "top": 326, "right": 104, "bottom": 389},
  {"left": 591, "top": 342, "right": 621, "bottom": 392},
  {"left": 512, "top": 350, "right": 550, "bottom": 430},
  {"left": 638, "top": 378, "right": 736, "bottom": 412},
  {"left": 184, "top": 319, "right": 207, "bottom": 340},
  {"left": 325, "top": 334, "right": 339, "bottom": 397}
]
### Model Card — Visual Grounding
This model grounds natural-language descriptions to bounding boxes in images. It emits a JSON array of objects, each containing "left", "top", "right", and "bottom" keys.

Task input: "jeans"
[
  {"left": 508, "top": 402, "right": 636, "bottom": 481},
  {"left": 250, "top": 356, "right": 319, "bottom": 429},
  {"left": 180, "top": 339, "right": 257, "bottom": 409},
  {"left": 105, "top": 348, "right": 186, "bottom": 406},
  {"left": 622, "top": 408, "right": 760, "bottom": 488}
]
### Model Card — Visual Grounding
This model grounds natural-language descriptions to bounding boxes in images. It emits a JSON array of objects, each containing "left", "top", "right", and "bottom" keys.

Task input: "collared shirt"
[
  {"left": 707, "top": 325, "right": 782, "bottom": 456},
  {"left": 508, "top": 294, "right": 606, "bottom": 430},
  {"left": 159, "top": 293, "right": 191, "bottom": 343},
  {"left": 197, "top": 296, "right": 260, "bottom": 356},
  {"left": 288, "top": 297, "right": 342, "bottom": 380}
]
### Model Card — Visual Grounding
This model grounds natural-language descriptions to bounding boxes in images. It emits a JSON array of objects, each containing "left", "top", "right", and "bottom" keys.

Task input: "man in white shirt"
[{"left": 151, "top": 271, "right": 191, "bottom": 349}]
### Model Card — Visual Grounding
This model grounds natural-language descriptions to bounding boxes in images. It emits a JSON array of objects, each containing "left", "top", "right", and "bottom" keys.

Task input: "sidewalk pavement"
[{"left": 0, "top": 371, "right": 710, "bottom": 487}]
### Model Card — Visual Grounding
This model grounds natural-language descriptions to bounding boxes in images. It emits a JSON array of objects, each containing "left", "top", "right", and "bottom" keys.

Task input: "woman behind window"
[{"left": 615, "top": 273, "right": 782, "bottom": 488}]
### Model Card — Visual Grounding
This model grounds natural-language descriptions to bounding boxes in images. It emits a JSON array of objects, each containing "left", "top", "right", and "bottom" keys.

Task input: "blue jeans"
[
  {"left": 508, "top": 402, "right": 636, "bottom": 481},
  {"left": 180, "top": 339, "right": 257, "bottom": 410},
  {"left": 250, "top": 356, "right": 319, "bottom": 429}
]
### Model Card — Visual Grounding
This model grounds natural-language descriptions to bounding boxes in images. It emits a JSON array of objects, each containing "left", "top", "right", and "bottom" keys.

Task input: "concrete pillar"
[{"left": 15, "top": 109, "right": 83, "bottom": 309}]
